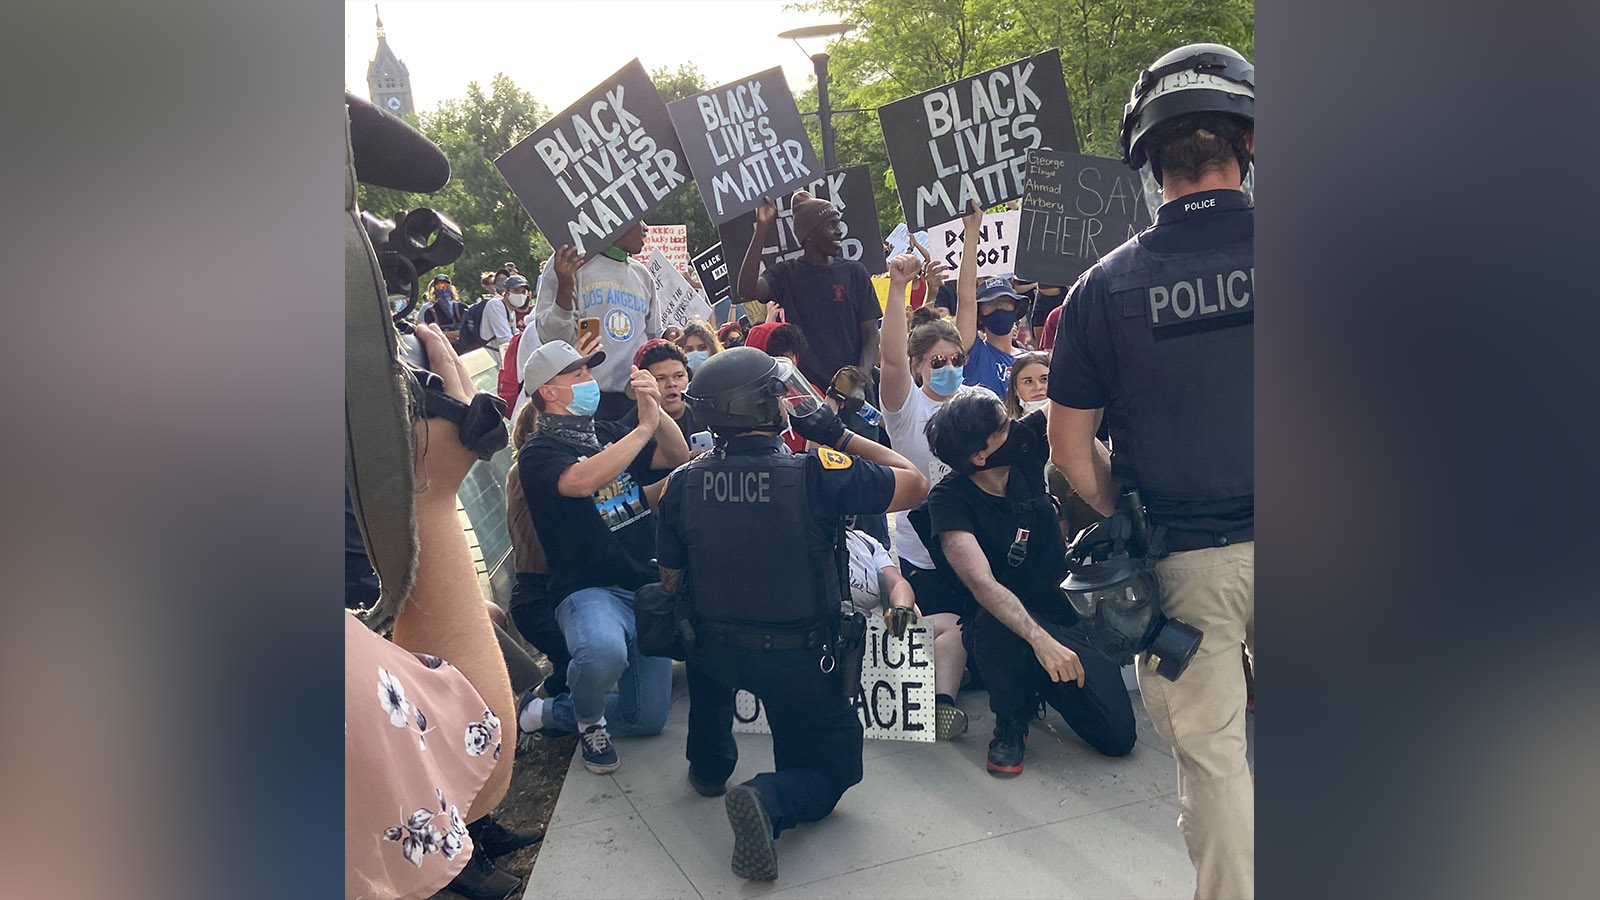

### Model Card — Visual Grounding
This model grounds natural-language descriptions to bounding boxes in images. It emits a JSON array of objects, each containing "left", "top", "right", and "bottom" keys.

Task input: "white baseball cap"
[{"left": 521, "top": 340, "right": 606, "bottom": 389}]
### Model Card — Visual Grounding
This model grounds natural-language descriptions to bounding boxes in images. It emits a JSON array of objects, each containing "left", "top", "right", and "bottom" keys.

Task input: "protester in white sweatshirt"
[{"left": 529, "top": 220, "right": 660, "bottom": 421}]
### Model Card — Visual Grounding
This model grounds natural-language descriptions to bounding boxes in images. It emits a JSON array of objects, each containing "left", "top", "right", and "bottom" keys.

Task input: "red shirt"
[{"left": 1040, "top": 303, "right": 1064, "bottom": 351}]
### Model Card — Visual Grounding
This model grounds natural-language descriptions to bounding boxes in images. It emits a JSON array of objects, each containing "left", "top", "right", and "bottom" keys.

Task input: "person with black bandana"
[
  {"left": 924, "top": 392, "right": 1136, "bottom": 777},
  {"left": 1047, "top": 42, "right": 1255, "bottom": 899}
]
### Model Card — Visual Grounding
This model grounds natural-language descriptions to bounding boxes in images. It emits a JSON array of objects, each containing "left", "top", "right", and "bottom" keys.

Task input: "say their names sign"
[
  {"left": 1013, "top": 148, "right": 1152, "bottom": 286},
  {"left": 668, "top": 67, "right": 822, "bottom": 226},
  {"left": 929, "top": 209, "right": 1021, "bottom": 279},
  {"left": 495, "top": 59, "right": 688, "bottom": 255},
  {"left": 877, "top": 49, "right": 1078, "bottom": 231},
  {"left": 691, "top": 243, "right": 732, "bottom": 305},
  {"left": 716, "top": 165, "right": 888, "bottom": 292},
  {"left": 733, "top": 614, "right": 935, "bottom": 742}
]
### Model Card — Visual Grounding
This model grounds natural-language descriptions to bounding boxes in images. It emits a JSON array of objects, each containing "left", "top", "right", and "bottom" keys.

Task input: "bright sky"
[{"left": 345, "top": 1, "right": 840, "bottom": 116}]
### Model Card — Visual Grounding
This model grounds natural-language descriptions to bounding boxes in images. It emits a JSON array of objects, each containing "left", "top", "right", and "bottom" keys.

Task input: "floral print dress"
[{"left": 345, "top": 613, "right": 503, "bottom": 900}]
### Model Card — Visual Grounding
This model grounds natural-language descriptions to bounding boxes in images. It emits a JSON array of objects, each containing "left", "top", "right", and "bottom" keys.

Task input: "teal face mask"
[
  {"left": 685, "top": 350, "right": 710, "bottom": 371},
  {"left": 567, "top": 379, "right": 601, "bottom": 417},
  {"left": 927, "top": 364, "right": 964, "bottom": 396}
]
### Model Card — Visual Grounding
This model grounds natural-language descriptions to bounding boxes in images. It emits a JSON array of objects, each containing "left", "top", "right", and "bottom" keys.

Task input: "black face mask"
[{"left": 974, "top": 422, "right": 1035, "bottom": 470}]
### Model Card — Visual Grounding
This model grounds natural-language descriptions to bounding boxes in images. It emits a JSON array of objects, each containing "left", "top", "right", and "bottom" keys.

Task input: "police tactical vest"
[
  {"left": 678, "top": 450, "right": 841, "bottom": 633},
  {"left": 1098, "top": 234, "right": 1253, "bottom": 508}
]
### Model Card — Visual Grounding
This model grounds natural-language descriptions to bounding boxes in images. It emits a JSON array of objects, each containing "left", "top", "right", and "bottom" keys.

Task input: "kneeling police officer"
[{"left": 654, "top": 346, "right": 928, "bottom": 881}]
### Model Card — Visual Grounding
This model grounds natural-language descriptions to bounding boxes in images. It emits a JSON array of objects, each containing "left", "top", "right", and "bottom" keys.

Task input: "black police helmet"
[
  {"left": 683, "top": 346, "right": 785, "bottom": 434},
  {"left": 1119, "top": 42, "right": 1254, "bottom": 172}
]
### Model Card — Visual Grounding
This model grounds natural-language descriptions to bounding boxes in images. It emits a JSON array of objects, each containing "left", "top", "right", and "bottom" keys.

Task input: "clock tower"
[{"left": 366, "top": 6, "right": 414, "bottom": 116}]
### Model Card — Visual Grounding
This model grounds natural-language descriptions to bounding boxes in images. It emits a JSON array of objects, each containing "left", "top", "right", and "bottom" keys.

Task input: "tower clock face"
[{"left": 386, "top": 96, "right": 402, "bottom": 111}]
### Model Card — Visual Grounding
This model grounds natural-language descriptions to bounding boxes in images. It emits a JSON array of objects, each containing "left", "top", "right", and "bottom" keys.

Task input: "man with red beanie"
[{"left": 735, "top": 190, "right": 881, "bottom": 389}]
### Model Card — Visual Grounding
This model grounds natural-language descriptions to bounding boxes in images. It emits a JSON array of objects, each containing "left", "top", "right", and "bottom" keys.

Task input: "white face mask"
[
  {"left": 506, "top": 290, "right": 530, "bottom": 309},
  {"left": 1021, "top": 397, "right": 1049, "bottom": 414}
]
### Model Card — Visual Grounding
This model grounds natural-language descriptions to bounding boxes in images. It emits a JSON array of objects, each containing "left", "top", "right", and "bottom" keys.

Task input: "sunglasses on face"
[{"left": 929, "top": 353, "right": 966, "bottom": 369}]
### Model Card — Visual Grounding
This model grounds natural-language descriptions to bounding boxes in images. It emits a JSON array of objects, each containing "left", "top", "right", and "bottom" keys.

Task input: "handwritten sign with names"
[
  {"left": 733, "top": 614, "right": 936, "bottom": 742},
  {"left": 496, "top": 59, "right": 688, "bottom": 255},
  {"left": 1013, "top": 148, "right": 1153, "bottom": 286},
  {"left": 877, "top": 49, "right": 1077, "bottom": 231},
  {"left": 668, "top": 67, "right": 822, "bottom": 226}
]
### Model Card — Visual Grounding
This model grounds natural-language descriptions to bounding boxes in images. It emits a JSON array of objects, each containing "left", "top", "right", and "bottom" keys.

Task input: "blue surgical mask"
[
  {"left": 567, "top": 379, "right": 601, "bottom": 417},
  {"left": 980, "top": 307, "right": 1020, "bottom": 335},
  {"left": 927, "top": 364, "right": 964, "bottom": 396},
  {"left": 437, "top": 288, "right": 453, "bottom": 302},
  {"left": 685, "top": 350, "right": 710, "bottom": 371}
]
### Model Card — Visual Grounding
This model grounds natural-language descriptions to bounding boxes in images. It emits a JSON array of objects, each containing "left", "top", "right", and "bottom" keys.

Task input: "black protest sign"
[
  {"left": 1013, "top": 148, "right": 1153, "bottom": 287},
  {"left": 877, "top": 49, "right": 1078, "bottom": 231},
  {"left": 495, "top": 59, "right": 688, "bottom": 255},
  {"left": 716, "top": 165, "right": 887, "bottom": 293},
  {"left": 691, "top": 243, "right": 731, "bottom": 305},
  {"left": 668, "top": 67, "right": 822, "bottom": 226}
]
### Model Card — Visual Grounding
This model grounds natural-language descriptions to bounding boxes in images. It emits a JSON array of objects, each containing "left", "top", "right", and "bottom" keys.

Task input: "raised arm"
[
  {"left": 955, "top": 200, "right": 983, "bottom": 353},
  {"left": 735, "top": 197, "right": 776, "bottom": 303},
  {"left": 878, "top": 252, "right": 921, "bottom": 413}
]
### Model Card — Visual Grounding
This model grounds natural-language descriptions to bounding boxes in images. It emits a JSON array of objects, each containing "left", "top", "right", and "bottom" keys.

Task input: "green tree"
[
  {"left": 357, "top": 73, "right": 552, "bottom": 292},
  {"left": 792, "top": 0, "right": 1253, "bottom": 233}
]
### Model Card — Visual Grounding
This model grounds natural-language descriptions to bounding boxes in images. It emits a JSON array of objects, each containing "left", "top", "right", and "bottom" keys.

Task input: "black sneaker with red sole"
[{"left": 986, "top": 717, "right": 1028, "bottom": 776}]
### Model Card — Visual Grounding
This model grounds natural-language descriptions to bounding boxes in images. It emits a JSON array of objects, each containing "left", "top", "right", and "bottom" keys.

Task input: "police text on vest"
[{"left": 1148, "top": 268, "right": 1252, "bottom": 324}]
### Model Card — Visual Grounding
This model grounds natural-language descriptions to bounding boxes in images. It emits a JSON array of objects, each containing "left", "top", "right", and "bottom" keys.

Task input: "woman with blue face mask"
[
  {"left": 679, "top": 319, "right": 722, "bottom": 373},
  {"left": 879, "top": 251, "right": 994, "bottom": 697}
]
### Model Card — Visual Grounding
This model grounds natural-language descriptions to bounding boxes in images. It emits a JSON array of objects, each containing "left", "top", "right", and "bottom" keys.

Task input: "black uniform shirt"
[
  {"left": 656, "top": 435, "right": 896, "bottom": 572},
  {"left": 765, "top": 258, "right": 881, "bottom": 388},
  {"left": 1048, "top": 189, "right": 1253, "bottom": 533}
]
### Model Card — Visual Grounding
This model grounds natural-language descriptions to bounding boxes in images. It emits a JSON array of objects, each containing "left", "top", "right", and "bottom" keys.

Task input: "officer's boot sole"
[{"left": 724, "top": 785, "right": 778, "bottom": 880}]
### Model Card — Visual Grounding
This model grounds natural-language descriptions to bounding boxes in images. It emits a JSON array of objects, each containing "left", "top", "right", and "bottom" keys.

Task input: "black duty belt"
[
  {"left": 1162, "top": 525, "right": 1253, "bottom": 553},
  {"left": 703, "top": 624, "right": 828, "bottom": 651}
]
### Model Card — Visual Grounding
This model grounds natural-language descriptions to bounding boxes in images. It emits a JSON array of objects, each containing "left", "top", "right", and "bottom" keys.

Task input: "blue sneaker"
[{"left": 578, "top": 723, "right": 620, "bottom": 774}]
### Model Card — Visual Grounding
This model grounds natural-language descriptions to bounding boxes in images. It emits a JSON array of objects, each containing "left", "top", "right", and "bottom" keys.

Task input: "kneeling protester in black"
[{"left": 923, "top": 393, "right": 1136, "bottom": 776}]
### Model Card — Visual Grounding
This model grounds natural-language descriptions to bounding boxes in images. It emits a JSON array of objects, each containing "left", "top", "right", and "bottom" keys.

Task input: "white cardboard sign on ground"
[
  {"left": 929, "top": 210, "right": 1021, "bottom": 278},
  {"left": 733, "top": 614, "right": 936, "bottom": 742},
  {"left": 646, "top": 249, "right": 713, "bottom": 330}
]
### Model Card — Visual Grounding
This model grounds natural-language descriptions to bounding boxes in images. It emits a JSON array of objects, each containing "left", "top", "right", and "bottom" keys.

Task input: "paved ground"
[{"left": 522, "top": 664, "right": 1254, "bottom": 899}]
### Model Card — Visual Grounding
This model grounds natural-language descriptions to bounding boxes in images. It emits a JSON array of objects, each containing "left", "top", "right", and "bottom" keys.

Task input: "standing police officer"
[
  {"left": 655, "top": 346, "right": 928, "bottom": 882},
  {"left": 1046, "top": 43, "right": 1255, "bottom": 899}
]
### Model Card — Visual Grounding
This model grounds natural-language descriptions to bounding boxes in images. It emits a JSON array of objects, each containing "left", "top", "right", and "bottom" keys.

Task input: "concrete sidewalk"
[{"left": 523, "top": 664, "right": 1253, "bottom": 899}]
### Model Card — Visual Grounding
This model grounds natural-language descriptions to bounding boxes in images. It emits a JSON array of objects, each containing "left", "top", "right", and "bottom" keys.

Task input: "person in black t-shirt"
[
  {"left": 735, "top": 190, "right": 882, "bottom": 389},
  {"left": 924, "top": 393, "right": 1135, "bottom": 777},
  {"left": 512, "top": 339, "right": 691, "bottom": 775}
]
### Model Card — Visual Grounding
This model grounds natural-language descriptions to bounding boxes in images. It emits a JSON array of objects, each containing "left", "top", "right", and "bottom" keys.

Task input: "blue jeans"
[{"left": 547, "top": 585, "right": 673, "bottom": 736}]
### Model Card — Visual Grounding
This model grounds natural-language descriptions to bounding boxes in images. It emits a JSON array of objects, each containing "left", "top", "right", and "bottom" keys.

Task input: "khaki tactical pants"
[{"left": 1137, "top": 541, "right": 1254, "bottom": 899}]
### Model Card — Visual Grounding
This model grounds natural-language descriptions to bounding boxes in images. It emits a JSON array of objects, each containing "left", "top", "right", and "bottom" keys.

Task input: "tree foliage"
[
  {"left": 791, "top": 0, "right": 1253, "bottom": 235},
  {"left": 646, "top": 64, "right": 719, "bottom": 256}
]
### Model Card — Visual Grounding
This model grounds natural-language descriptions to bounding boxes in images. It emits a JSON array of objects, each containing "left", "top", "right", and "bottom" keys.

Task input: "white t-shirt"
[
  {"left": 882, "top": 382, "right": 995, "bottom": 570},
  {"left": 845, "top": 530, "right": 896, "bottom": 616}
]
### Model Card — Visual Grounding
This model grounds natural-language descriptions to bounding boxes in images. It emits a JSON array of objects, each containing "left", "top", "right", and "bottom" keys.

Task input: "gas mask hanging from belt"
[{"left": 1059, "top": 491, "right": 1203, "bottom": 681}]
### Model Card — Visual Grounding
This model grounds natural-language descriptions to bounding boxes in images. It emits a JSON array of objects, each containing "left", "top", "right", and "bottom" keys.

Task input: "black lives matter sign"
[
  {"left": 668, "top": 67, "right": 822, "bottom": 226},
  {"left": 495, "top": 59, "right": 687, "bottom": 255},
  {"left": 716, "top": 165, "right": 887, "bottom": 292},
  {"left": 878, "top": 49, "right": 1078, "bottom": 231},
  {"left": 1013, "top": 148, "right": 1153, "bottom": 287}
]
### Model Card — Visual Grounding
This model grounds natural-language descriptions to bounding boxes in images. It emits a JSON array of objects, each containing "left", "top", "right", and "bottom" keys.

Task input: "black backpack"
[{"left": 453, "top": 299, "right": 490, "bottom": 353}]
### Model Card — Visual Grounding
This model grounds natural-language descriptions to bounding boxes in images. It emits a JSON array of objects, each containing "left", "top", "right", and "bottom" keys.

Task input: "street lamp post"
[{"left": 778, "top": 23, "right": 855, "bottom": 171}]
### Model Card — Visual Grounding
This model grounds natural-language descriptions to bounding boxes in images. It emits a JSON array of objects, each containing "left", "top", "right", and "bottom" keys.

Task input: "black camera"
[{"left": 361, "top": 208, "right": 464, "bottom": 370}]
